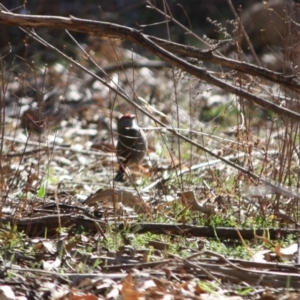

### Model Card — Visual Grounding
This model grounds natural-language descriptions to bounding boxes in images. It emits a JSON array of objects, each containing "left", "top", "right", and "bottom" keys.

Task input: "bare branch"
[{"left": 0, "top": 8, "right": 299, "bottom": 122}]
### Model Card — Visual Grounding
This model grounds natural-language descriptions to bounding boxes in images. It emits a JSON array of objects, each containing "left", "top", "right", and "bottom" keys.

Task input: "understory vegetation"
[{"left": 0, "top": 0, "right": 300, "bottom": 299}]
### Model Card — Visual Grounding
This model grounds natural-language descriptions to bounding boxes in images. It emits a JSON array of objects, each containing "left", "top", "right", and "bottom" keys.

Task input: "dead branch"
[
  {"left": 0, "top": 8, "right": 300, "bottom": 122},
  {"left": 118, "top": 223, "right": 299, "bottom": 240}
]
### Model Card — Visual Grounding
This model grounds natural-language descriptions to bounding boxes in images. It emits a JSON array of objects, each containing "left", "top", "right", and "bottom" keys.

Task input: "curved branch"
[
  {"left": 0, "top": 8, "right": 299, "bottom": 122},
  {"left": 150, "top": 36, "right": 300, "bottom": 93}
]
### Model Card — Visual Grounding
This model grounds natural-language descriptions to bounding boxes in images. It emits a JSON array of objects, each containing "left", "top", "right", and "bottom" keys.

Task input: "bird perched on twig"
[{"left": 114, "top": 114, "right": 148, "bottom": 181}]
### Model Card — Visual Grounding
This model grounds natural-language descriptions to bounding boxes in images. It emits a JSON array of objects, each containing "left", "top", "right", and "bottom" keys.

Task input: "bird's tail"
[{"left": 114, "top": 170, "right": 125, "bottom": 182}]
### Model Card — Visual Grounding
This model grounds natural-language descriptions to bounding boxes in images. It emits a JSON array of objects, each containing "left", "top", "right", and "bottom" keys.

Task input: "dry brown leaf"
[
  {"left": 64, "top": 237, "right": 81, "bottom": 253},
  {"left": 84, "top": 188, "right": 150, "bottom": 214},
  {"left": 178, "top": 191, "right": 215, "bottom": 215},
  {"left": 121, "top": 274, "right": 145, "bottom": 300},
  {"left": 55, "top": 291, "right": 99, "bottom": 300}
]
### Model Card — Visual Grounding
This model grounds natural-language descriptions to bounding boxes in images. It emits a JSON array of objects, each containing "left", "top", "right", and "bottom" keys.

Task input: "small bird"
[{"left": 114, "top": 114, "right": 148, "bottom": 181}]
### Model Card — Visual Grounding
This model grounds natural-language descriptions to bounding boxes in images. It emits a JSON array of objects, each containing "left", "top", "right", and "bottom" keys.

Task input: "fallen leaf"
[
  {"left": 84, "top": 188, "right": 150, "bottom": 214},
  {"left": 121, "top": 274, "right": 145, "bottom": 300},
  {"left": 178, "top": 191, "right": 215, "bottom": 215}
]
